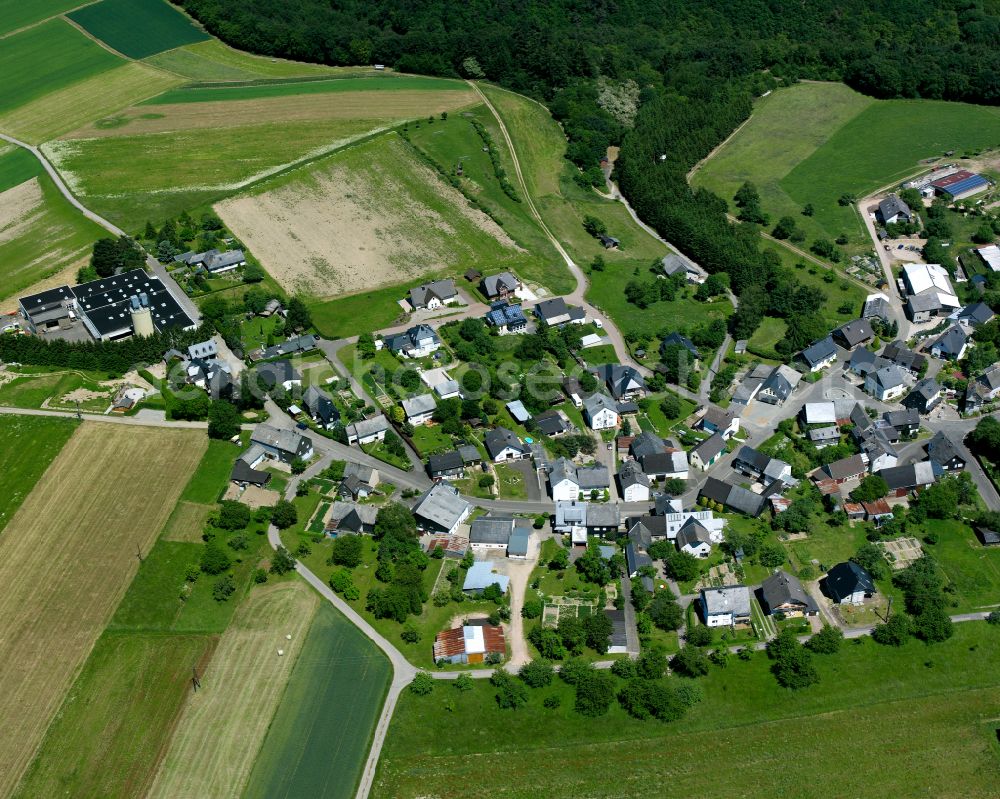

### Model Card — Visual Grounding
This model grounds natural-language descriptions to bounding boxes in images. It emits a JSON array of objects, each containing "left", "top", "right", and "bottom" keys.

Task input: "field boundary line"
[
  {"left": 0, "top": 1, "right": 100, "bottom": 40},
  {"left": 61, "top": 14, "right": 132, "bottom": 61}
]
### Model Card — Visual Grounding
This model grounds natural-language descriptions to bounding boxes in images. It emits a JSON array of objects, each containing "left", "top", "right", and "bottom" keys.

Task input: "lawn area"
[
  {"left": 747, "top": 316, "right": 788, "bottom": 357},
  {"left": 68, "top": 0, "right": 210, "bottom": 59},
  {"left": 495, "top": 462, "right": 529, "bottom": 499},
  {"left": 0, "top": 18, "right": 122, "bottom": 116},
  {"left": 179, "top": 439, "right": 241, "bottom": 504},
  {"left": 587, "top": 261, "right": 733, "bottom": 340},
  {"left": 638, "top": 391, "right": 697, "bottom": 438},
  {"left": 785, "top": 516, "right": 868, "bottom": 574},
  {"left": 410, "top": 423, "right": 454, "bottom": 456},
  {"left": 0, "top": 414, "right": 76, "bottom": 534},
  {"left": 375, "top": 622, "right": 1000, "bottom": 798},
  {"left": 243, "top": 601, "right": 392, "bottom": 799},
  {"left": 925, "top": 518, "right": 1000, "bottom": 612},
  {"left": 362, "top": 439, "right": 412, "bottom": 471},
  {"left": 13, "top": 631, "right": 216, "bottom": 799},
  {"left": 578, "top": 343, "right": 618, "bottom": 366},
  {"left": 239, "top": 313, "right": 285, "bottom": 352},
  {"left": 310, "top": 284, "right": 408, "bottom": 339}
]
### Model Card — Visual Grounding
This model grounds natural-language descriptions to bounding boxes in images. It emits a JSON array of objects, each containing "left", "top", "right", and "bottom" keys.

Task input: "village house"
[
  {"left": 660, "top": 332, "right": 701, "bottom": 367},
  {"left": 583, "top": 393, "right": 620, "bottom": 430},
  {"left": 386, "top": 324, "right": 441, "bottom": 359},
  {"left": 689, "top": 433, "right": 726, "bottom": 471},
  {"left": 965, "top": 366, "right": 1000, "bottom": 413},
  {"left": 799, "top": 336, "right": 838, "bottom": 372},
  {"left": 676, "top": 518, "right": 714, "bottom": 558},
  {"left": 698, "top": 406, "right": 740, "bottom": 439},
  {"left": 484, "top": 427, "right": 530, "bottom": 462},
  {"left": 926, "top": 431, "right": 966, "bottom": 472},
  {"left": 427, "top": 450, "right": 466, "bottom": 480},
  {"left": 700, "top": 585, "right": 752, "bottom": 627},
  {"left": 594, "top": 363, "right": 646, "bottom": 401},
  {"left": 409, "top": 279, "right": 458, "bottom": 310},
  {"left": 699, "top": 476, "right": 767, "bottom": 517},
  {"left": 469, "top": 515, "right": 532, "bottom": 555},
  {"left": 339, "top": 462, "right": 379, "bottom": 500},
  {"left": 760, "top": 570, "right": 818, "bottom": 617},
  {"left": 484, "top": 301, "right": 528, "bottom": 334},
  {"left": 553, "top": 501, "right": 620, "bottom": 537},
  {"left": 249, "top": 424, "right": 314, "bottom": 464},
  {"left": 402, "top": 393, "right": 437, "bottom": 425},
  {"left": 903, "top": 378, "right": 941, "bottom": 414},
  {"left": 480, "top": 271, "right": 521, "bottom": 301},
  {"left": 534, "top": 297, "right": 585, "bottom": 327},
  {"left": 433, "top": 623, "right": 506, "bottom": 665},
  {"left": 758, "top": 364, "right": 802, "bottom": 406},
  {"left": 413, "top": 482, "right": 472, "bottom": 535},
  {"left": 301, "top": 385, "right": 340, "bottom": 430},
  {"left": 833, "top": 319, "right": 874, "bottom": 350},
  {"left": 732, "top": 446, "right": 793, "bottom": 486},
  {"left": 346, "top": 414, "right": 390, "bottom": 445},
  {"left": 901, "top": 263, "right": 960, "bottom": 322},
  {"left": 877, "top": 461, "right": 940, "bottom": 497},
  {"left": 927, "top": 324, "right": 968, "bottom": 361},
  {"left": 462, "top": 562, "right": 510, "bottom": 595},
  {"left": 957, "top": 301, "right": 995, "bottom": 329},
  {"left": 865, "top": 364, "right": 907, "bottom": 402},
  {"left": 823, "top": 562, "right": 876, "bottom": 605},
  {"left": 255, "top": 360, "right": 301, "bottom": 392},
  {"left": 881, "top": 341, "right": 927, "bottom": 376},
  {"left": 326, "top": 502, "right": 379, "bottom": 535},
  {"left": 876, "top": 194, "right": 911, "bottom": 225},
  {"left": 254, "top": 334, "right": 318, "bottom": 362},
  {"left": 617, "top": 460, "right": 651, "bottom": 502}
]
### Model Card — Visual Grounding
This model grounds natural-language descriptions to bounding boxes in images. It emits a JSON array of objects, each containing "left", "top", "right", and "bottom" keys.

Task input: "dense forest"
[{"left": 179, "top": 0, "right": 1000, "bottom": 336}]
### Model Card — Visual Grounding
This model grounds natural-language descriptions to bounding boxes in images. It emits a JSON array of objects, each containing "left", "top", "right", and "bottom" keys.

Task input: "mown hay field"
[
  {"left": 143, "top": 38, "right": 354, "bottom": 81},
  {"left": 243, "top": 602, "right": 392, "bottom": 799},
  {"left": 216, "top": 132, "right": 526, "bottom": 299},
  {"left": 12, "top": 632, "right": 217, "bottom": 799},
  {"left": 0, "top": 18, "right": 122, "bottom": 115},
  {"left": 0, "top": 423, "right": 206, "bottom": 796},
  {"left": 68, "top": 0, "right": 209, "bottom": 59},
  {"left": 0, "top": 62, "right": 182, "bottom": 144},
  {"left": 146, "top": 581, "right": 319, "bottom": 799},
  {"left": 0, "top": 414, "right": 76, "bottom": 533},
  {"left": 376, "top": 624, "right": 1000, "bottom": 799}
]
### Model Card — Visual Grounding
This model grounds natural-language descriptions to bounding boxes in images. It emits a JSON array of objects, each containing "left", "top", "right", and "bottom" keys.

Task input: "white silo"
[{"left": 130, "top": 293, "right": 154, "bottom": 337}]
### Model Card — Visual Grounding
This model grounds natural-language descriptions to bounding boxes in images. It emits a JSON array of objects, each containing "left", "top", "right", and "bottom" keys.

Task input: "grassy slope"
[
  {"left": 376, "top": 623, "right": 1000, "bottom": 798},
  {"left": 243, "top": 602, "right": 393, "bottom": 799},
  {"left": 0, "top": 0, "right": 83, "bottom": 36},
  {"left": 0, "top": 18, "right": 122, "bottom": 115},
  {"left": 0, "top": 415, "right": 76, "bottom": 533},
  {"left": 693, "top": 81, "right": 1000, "bottom": 250},
  {"left": 0, "top": 169, "right": 107, "bottom": 303},
  {"left": 68, "top": 0, "right": 209, "bottom": 59}
]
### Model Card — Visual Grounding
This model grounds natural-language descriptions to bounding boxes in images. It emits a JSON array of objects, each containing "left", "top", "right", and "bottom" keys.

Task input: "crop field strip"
[
  {"left": 0, "top": 17, "right": 123, "bottom": 116},
  {"left": 0, "top": 423, "right": 206, "bottom": 797},
  {"left": 146, "top": 582, "right": 319, "bottom": 799},
  {"left": 0, "top": 61, "right": 183, "bottom": 144},
  {"left": 0, "top": 0, "right": 90, "bottom": 37},
  {"left": 243, "top": 602, "right": 393, "bottom": 799},
  {"left": 0, "top": 415, "right": 76, "bottom": 533},
  {"left": 67, "top": 0, "right": 209, "bottom": 59}
]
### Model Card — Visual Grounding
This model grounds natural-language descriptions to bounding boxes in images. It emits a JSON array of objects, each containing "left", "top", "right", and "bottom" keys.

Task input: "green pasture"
[
  {"left": 0, "top": 415, "right": 76, "bottom": 534},
  {"left": 0, "top": 147, "right": 40, "bottom": 192},
  {"left": 0, "top": 0, "right": 83, "bottom": 36},
  {"left": 376, "top": 623, "right": 1000, "bottom": 798},
  {"left": 68, "top": 0, "right": 209, "bottom": 59},
  {"left": 243, "top": 603, "right": 392, "bottom": 799},
  {"left": 143, "top": 39, "right": 350, "bottom": 81},
  {"left": 178, "top": 439, "right": 239, "bottom": 504},
  {"left": 0, "top": 18, "right": 122, "bottom": 115}
]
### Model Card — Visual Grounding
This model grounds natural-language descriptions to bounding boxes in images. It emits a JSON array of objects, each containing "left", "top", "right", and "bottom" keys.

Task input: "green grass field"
[
  {"left": 0, "top": 415, "right": 76, "bottom": 533},
  {"left": 376, "top": 623, "right": 1000, "bottom": 798},
  {"left": 0, "top": 0, "right": 83, "bottom": 36},
  {"left": 243, "top": 602, "right": 392, "bottom": 799},
  {"left": 68, "top": 0, "right": 209, "bottom": 59},
  {"left": 694, "top": 82, "right": 1000, "bottom": 252},
  {"left": 0, "top": 147, "right": 40, "bottom": 191},
  {"left": 925, "top": 519, "right": 1000, "bottom": 612},
  {"left": 145, "top": 74, "right": 469, "bottom": 104},
  {"left": 12, "top": 632, "right": 216, "bottom": 799},
  {"left": 0, "top": 19, "right": 122, "bottom": 116},
  {"left": 178, "top": 439, "right": 240, "bottom": 504},
  {"left": 143, "top": 39, "right": 354, "bottom": 81}
]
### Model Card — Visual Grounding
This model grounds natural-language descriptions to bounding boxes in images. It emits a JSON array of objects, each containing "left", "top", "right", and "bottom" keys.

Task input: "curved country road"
[{"left": 0, "top": 132, "right": 125, "bottom": 237}]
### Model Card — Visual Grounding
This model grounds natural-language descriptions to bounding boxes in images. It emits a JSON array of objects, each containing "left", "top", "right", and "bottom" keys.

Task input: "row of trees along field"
[{"left": 178, "top": 0, "right": 1000, "bottom": 339}]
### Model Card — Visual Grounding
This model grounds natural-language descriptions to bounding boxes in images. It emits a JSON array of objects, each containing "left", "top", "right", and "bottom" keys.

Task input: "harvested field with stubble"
[
  {"left": 216, "top": 132, "right": 524, "bottom": 298},
  {"left": 146, "top": 581, "right": 319, "bottom": 799},
  {"left": 0, "top": 423, "right": 206, "bottom": 797}
]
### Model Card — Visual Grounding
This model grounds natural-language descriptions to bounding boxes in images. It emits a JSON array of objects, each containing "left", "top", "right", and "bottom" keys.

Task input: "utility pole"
[
  {"left": 136, "top": 543, "right": 143, "bottom": 563},
  {"left": 191, "top": 665, "right": 201, "bottom": 692},
  {"left": 75, "top": 400, "right": 82, "bottom": 421}
]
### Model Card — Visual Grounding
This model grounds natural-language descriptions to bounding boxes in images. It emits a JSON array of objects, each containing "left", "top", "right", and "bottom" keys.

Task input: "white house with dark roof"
[
  {"left": 865, "top": 364, "right": 907, "bottom": 402},
  {"left": 250, "top": 423, "right": 314, "bottom": 464},
  {"left": 689, "top": 433, "right": 726, "bottom": 470},
  {"left": 409, "top": 279, "right": 457, "bottom": 310},
  {"left": 386, "top": 324, "right": 441, "bottom": 359},
  {"left": 617, "top": 460, "right": 651, "bottom": 502},
  {"left": 698, "top": 406, "right": 739, "bottom": 439},
  {"left": 876, "top": 194, "right": 912, "bottom": 225},
  {"left": 701, "top": 585, "right": 751, "bottom": 627},
  {"left": 758, "top": 365, "right": 801, "bottom": 405},
  {"left": 346, "top": 414, "right": 390, "bottom": 445},
  {"left": 413, "top": 482, "right": 471, "bottom": 535},
  {"left": 548, "top": 458, "right": 581, "bottom": 502},
  {"left": 402, "top": 393, "right": 437, "bottom": 425},
  {"left": 799, "top": 336, "right": 838, "bottom": 371},
  {"left": 928, "top": 324, "right": 968, "bottom": 361},
  {"left": 484, "top": 427, "right": 529, "bottom": 462},
  {"left": 676, "top": 518, "right": 713, "bottom": 558},
  {"left": 583, "top": 393, "right": 619, "bottom": 430},
  {"left": 594, "top": 363, "right": 646, "bottom": 400}
]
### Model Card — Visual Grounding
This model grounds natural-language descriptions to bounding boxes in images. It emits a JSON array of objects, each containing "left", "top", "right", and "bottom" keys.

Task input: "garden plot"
[{"left": 882, "top": 536, "right": 923, "bottom": 571}]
